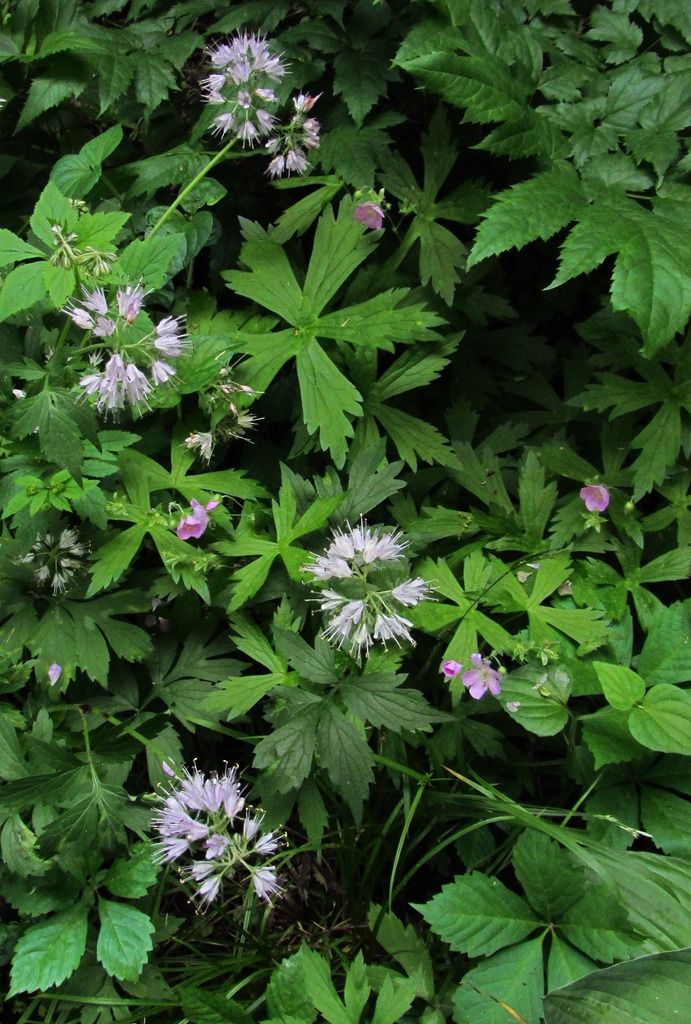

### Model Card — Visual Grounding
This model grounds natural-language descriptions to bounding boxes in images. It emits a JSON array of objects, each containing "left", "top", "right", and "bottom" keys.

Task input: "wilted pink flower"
[
  {"left": 48, "top": 663, "right": 62, "bottom": 685},
  {"left": 580, "top": 484, "right": 610, "bottom": 512},
  {"left": 354, "top": 202, "right": 385, "bottom": 230},
  {"left": 441, "top": 659, "right": 462, "bottom": 678},
  {"left": 176, "top": 499, "right": 220, "bottom": 540},
  {"left": 462, "top": 653, "right": 502, "bottom": 700}
]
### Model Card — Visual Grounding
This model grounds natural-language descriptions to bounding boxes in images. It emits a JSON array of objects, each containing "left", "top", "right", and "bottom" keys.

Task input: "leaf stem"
[{"left": 147, "top": 138, "right": 236, "bottom": 239}]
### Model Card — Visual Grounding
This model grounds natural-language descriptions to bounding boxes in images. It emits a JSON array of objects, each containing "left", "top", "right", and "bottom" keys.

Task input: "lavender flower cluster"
[
  {"left": 65, "top": 285, "right": 188, "bottom": 414},
  {"left": 302, "top": 522, "right": 429, "bottom": 658},
  {"left": 152, "top": 764, "right": 282, "bottom": 908},
  {"left": 202, "top": 34, "right": 320, "bottom": 178}
]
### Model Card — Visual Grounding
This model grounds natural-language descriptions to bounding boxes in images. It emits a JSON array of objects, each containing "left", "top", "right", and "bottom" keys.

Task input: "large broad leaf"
[
  {"left": 415, "top": 872, "right": 540, "bottom": 957},
  {"left": 9, "top": 904, "right": 89, "bottom": 994},
  {"left": 543, "top": 948, "right": 691, "bottom": 1024},
  {"left": 629, "top": 684, "right": 691, "bottom": 754},
  {"left": 97, "top": 898, "right": 154, "bottom": 981}
]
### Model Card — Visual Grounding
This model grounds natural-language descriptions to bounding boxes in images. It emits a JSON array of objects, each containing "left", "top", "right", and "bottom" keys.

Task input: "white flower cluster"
[
  {"left": 302, "top": 523, "right": 429, "bottom": 658},
  {"left": 64, "top": 285, "right": 188, "bottom": 414},
  {"left": 152, "top": 764, "right": 282, "bottom": 908},
  {"left": 202, "top": 34, "right": 320, "bottom": 178}
]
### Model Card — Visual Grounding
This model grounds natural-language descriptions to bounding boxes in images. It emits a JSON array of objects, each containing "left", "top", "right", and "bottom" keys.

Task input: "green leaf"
[
  {"left": 641, "top": 787, "right": 691, "bottom": 857},
  {"left": 340, "top": 674, "right": 441, "bottom": 732},
  {"left": 593, "top": 662, "right": 646, "bottom": 711},
  {"left": 315, "top": 702, "right": 374, "bottom": 821},
  {"left": 224, "top": 237, "right": 303, "bottom": 323},
  {"left": 180, "top": 987, "right": 253, "bottom": 1024},
  {"left": 370, "top": 974, "right": 418, "bottom": 1024},
  {"left": 543, "top": 948, "right": 691, "bottom": 1024},
  {"left": 97, "top": 897, "right": 154, "bottom": 982},
  {"left": 292, "top": 945, "right": 352, "bottom": 1024},
  {"left": 468, "top": 164, "right": 584, "bottom": 267},
  {"left": 297, "top": 779, "right": 329, "bottom": 848},
  {"left": 547, "top": 937, "right": 597, "bottom": 992},
  {"left": 274, "top": 630, "right": 337, "bottom": 685},
  {"left": 267, "top": 950, "right": 318, "bottom": 1024},
  {"left": 513, "top": 832, "right": 584, "bottom": 921},
  {"left": 9, "top": 904, "right": 88, "bottom": 994},
  {"left": 87, "top": 524, "right": 148, "bottom": 596},
  {"left": 135, "top": 56, "right": 176, "bottom": 113},
  {"left": 1, "top": 814, "right": 50, "bottom": 878},
  {"left": 581, "top": 708, "right": 646, "bottom": 768},
  {"left": 17, "top": 70, "right": 87, "bottom": 130},
  {"left": 117, "top": 233, "right": 184, "bottom": 289},
  {"left": 0, "top": 710, "right": 27, "bottom": 780},
  {"left": 499, "top": 666, "right": 570, "bottom": 736},
  {"left": 0, "top": 261, "right": 48, "bottom": 321},
  {"left": 104, "top": 843, "right": 158, "bottom": 898},
  {"left": 253, "top": 696, "right": 321, "bottom": 792},
  {"left": 0, "top": 229, "right": 44, "bottom": 267},
  {"left": 13, "top": 389, "right": 94, "bottom": 476},
  {"left": 296, "top": 340, "right": 362, "bottom": 467},
  {"left": 637, "top": 602, "right": 691, "bottom": 686},
  {"left": 552, "top": 200, "right": 691, "bottom": 354},
  {"left": 416, "top": 872, "right": 540, "bottom": 957},
  {"left": 30, "top": 180, "right": 78, "bottom": 247},
  {"left": 452, "top": 938, "right": 545, "bottom": 1024},
  {"left": 301, "top": 199, "right": 375, "bottom": 315},
  {"left": 333, "top": 46, "right": 392, "bottom": 126},
  {"left": 629, "top": 684, "right": 691, "bottom": 754},
  {"left": 51, "top": 125, "right": 123, "bottom": 196},
  {"left": 368, "top": 904, "right": 434, "bottom": 999}
]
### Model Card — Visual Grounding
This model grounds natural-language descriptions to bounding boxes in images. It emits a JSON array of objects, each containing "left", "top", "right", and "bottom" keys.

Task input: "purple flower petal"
[{"left": 579, "top": 484, "right": 609, "bottom": 512}]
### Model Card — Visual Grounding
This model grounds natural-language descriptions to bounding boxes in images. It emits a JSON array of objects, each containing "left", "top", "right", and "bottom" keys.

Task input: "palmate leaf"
[
  {"left": 297, "top": 341, "right": 362, "bottom": 467},
  {"left": 550, "top": 197, "right": 691, "bottom": 354},
  {"left": 468, "top": 163, "right": 585, "bottom": 266},
  {"left": 415, "top": 872, "right": 540, "bottom": 957},
  {"left": 223, "top": 199, "right": 443, "bottom": 460}
]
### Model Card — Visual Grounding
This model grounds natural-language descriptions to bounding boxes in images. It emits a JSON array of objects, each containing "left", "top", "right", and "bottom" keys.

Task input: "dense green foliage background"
[{"left": 1, "top": 0, "right": 690, "bottom": 1021}]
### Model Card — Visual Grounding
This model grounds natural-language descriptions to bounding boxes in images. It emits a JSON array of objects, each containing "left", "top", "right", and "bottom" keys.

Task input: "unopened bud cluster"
[{"left": 18, "top": 528, "right": 87, "bottom": 595}]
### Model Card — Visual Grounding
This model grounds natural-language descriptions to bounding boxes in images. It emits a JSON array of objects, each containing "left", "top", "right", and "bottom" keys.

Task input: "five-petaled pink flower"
[
  {"left": 579, "top": 484, "right": 609, "bottom": 513},
  {"left": 353, "top": 202, "right": 384, "bottom": 230},
  {"left": 176, "top": 499, "right": 220, "bottom": 540},
  {"left": 441, "top": 659, "right": 463, "bottom": 678},
  {"left": 462, "top": 653, "right": 502, "bottom": 700}
]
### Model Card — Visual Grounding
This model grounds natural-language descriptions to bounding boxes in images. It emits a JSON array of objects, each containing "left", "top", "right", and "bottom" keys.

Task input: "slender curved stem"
[{"left": 147, "top": 138, "right": 236, "bottom": 239}]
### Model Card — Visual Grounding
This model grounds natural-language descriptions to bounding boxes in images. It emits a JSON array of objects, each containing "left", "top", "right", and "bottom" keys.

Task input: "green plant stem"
[
  {"left": 371, "top": 752, "right": 430, "bottom": 782},
  {"left": 148, "top": 138, "right": 236, "bottom": 239}
]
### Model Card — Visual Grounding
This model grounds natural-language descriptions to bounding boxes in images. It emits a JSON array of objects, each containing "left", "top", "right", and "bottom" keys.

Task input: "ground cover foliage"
[{"left": 0, "top": 0, "right": 690, "bottom": 1020}]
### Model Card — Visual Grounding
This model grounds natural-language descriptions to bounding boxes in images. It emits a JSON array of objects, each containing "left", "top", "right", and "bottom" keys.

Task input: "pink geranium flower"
[
  {"left": 176, "top": 499, "right": 220, "bottom": 540},
  {"left": 461, "top": 653, "right": 502, "bottom": 700},
  {"left": 441, "top": 659, "right": 463, "bottom": 678},
  {"left": 579, "top": 484, "right": 609, "bottom": 512},
  {"left": 353, "top": 202, "right": 384, "bottom": 230}
]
